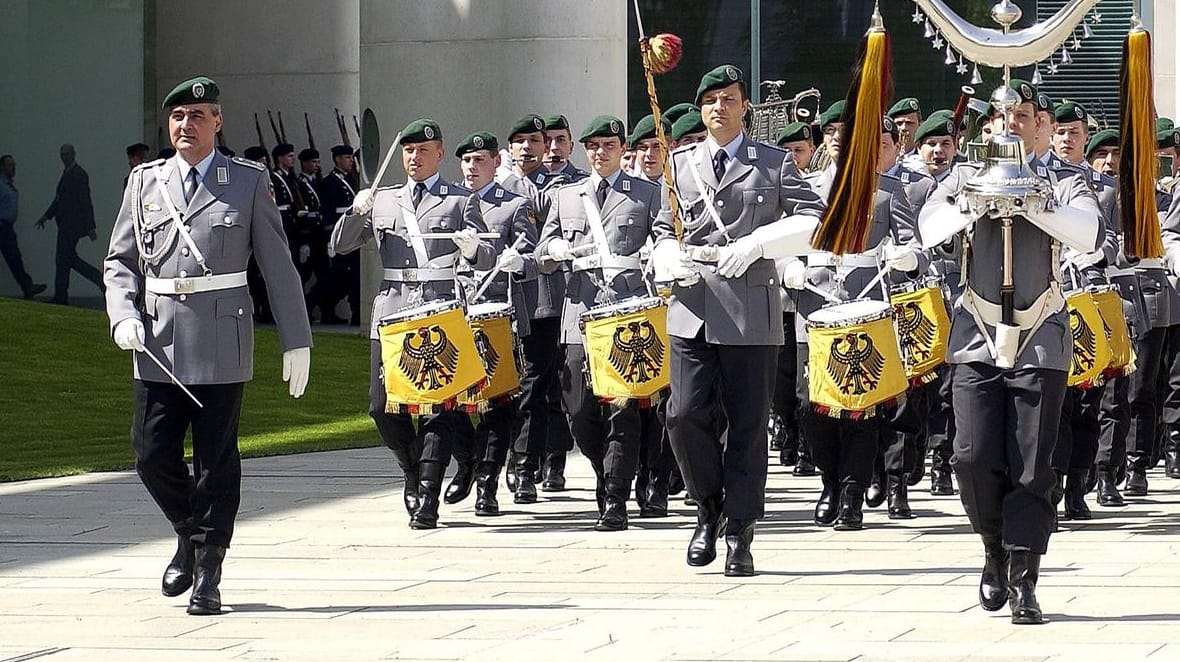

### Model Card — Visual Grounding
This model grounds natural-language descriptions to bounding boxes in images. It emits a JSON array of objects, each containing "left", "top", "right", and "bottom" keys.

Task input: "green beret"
[
  {"left": 1158, "top": 117, "right": 1176, "bottom": 133},
  {"left": 628, "top": 114, "right": 671, "bottom": 145},
  {"left": 542, "top": 114, "right": 570, "bottom": 132},
  {"left": 695, "top": 64, "right": 745, "bottom": 105},
  {"left": 888, "top": 97, "right": 921, "bottom": 118},
  {"left": 819, "top": 100, "right": 846, "bottom": 129},
  {"left": 401, "top": 118, "right": 442, "bottom": 144},
  {"left": 161, "top": 76, "right": 219, "bottom": 109},
  {"left": 671, "top": 111, "right": 706, "bottom": 142},
  {"left": 1054, "top": 101, "right": 1089, "bottom": 124},
  {"left": 1086, "top": 129, "right": 1120, "bottom": 157},
  {"left": 508, "top": 114, "right": 546, "bottom": 140},
  {"left": 664, "top": 103, "right": 699, "bottom": 125},
  {"left": 882, "top": 116, "right": 899, "bottom": 142},
  {"left": 579, "top": 115, "right": 627, "bottom": 143},
  {"left": 915, "top": 114, "right": 956, "bottom": 143},
  {"left": 454, "top": 131, "right": 499, "bottom": 158},
  {"left": 775, "top": 121, "right": 812, "bottom": 146},
  {"left": 1007, "top": 78, "right": 1038, "bottom": 106},
  {"left": 1159, "top": 128, "right": 1180, "bottom": 150}
]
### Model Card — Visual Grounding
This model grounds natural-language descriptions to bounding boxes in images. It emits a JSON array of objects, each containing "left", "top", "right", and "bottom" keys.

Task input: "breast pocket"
[
  {"left": 208, "top": 211, "right": 245, "bottom": 257},
  {"left": 561, "top": 217, "right": 585, "bottom": 242},
  {"left": 425, "top": 210, "right": 458, "bottom": 233},
  {"left": 614, "top": 215, "right": 646, "bottom": 254},
  {"left": 742, "top": 188, "right": 774, "bottom": 208}
]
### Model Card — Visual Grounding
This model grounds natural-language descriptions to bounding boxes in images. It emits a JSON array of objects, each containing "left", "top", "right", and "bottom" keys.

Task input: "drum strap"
[
  {"left": 153, "top": 164, "right": 212, "bottom": 277},
  {"left": 578, "top": 193, "right": 641, "bottom": 280},
  {"left": 686, "top": 163, "right": 733, "bottom": 244},
  {"left": 399, "top": 198, "right": 432, "bottom": 267},
  {"left": 961, "top": 283, "right": 1064, "bottom": 364}
]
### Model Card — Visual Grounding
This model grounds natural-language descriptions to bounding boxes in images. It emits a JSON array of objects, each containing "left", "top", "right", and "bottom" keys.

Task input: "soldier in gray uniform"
[
  {"left": 537, "top": 115, "right": 661, "bottom": 531},
  {"left": 670, "top": 110, "right": 708, "bottom": 148},
  {"left": 443, "top": 131, "right": 539, "bottom": 516},
  {"left": 542, "top": 114, "right": 588, "bottom": 181},
  {"left": 105, "top": 77, "right": 313, "bottom": 616},
  {"left": 918, "top": 79, "right": 1101, "bottom": 625},
  {"left": 888, "top": 97, "right": 923, "bottom": 155},
  {"left": 333, "top": 118, "right": 494, "bottom": 529},
  {"left": 651, "top": 65, "right": 824, "bottom": 576}
]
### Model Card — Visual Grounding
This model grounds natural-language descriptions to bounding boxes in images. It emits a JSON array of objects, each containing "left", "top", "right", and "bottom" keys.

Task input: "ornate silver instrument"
[{"left": 748, "top": 80, "right": 821, "bottom": 144}]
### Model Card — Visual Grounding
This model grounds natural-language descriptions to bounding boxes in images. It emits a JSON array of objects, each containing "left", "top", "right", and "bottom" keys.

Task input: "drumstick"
[
  {"left": 803, "top": 282, "right": 842, "bottom": 304},
  {"left": 471, "top": 233, "right": 529, "bottom": 302},
  {"left": 420, "top": 232, "right": 501, "bottom": 240},
  {"left": 370, "top": 131, "right": 403, "bottom": 190},
  {"left": 139, "top": 346, "right": 203, "bottom": 408},
  {"left": 856, "top": 269, "right": 888, "bottom": 300}
]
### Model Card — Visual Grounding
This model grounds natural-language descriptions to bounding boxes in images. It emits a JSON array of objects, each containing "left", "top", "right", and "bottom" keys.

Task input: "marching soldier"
[
  {"left": 917, "top": 79, "right": 1101, "bottom": 624},
  {"left": 444, "top": 131, "right": 539, "bottom": 516},
  {"left": 1052, "top": 101, "right": 1092, "bottom": 167},
  {"left": 776, "top": 122, "right": 816, "bottom": 174},
  {"left": 651, "top": 65, "right": 824, "bottom": 575},
  {"left": 295, "top": 148, "right": 324, "bottom": 305},
  {"left": 670, "top": 110, "right": 707, "bottom": 148},
  {"left": 542, "top": 114, "right": 588, "bottom": 180},
  {"left": 629, "top": 114, "right": 671, "bottom": 184},
  {"left": 536, "top": 115, "right": 661, "bottom": 530},
  {"left": 888, "top": 97, "right": 923, "bottom": 154},
  {"left": 105, "top": 77, "right": 312, "bottom": 615},
  {"left": 317, "top": 145, "right": 358, "bottom": 324},
  {"left": 269, "top": 143, "right": 304, "bottom": 265},
  {"left": 333, "top": 118, "right": 494, "bottom": 529}
]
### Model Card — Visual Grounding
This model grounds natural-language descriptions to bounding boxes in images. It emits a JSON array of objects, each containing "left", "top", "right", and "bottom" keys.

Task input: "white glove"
[
  {"left": 299, "top": 244, "right": 311, "bottom": 264},
  {"left": 113, "top": 318, "right": 145, "bottom": 352},
  {"left": 282, "top": 347, "right": 311, "bottom": 398},
  {"left": 716, "top": 236, "right": 763, "bottom": 278},
  {"left": 781, "top": 260, "right": 807, "bottom": 290},
  {"left": 451, "top": 227, "right": 481, "bottom": 259},
  {"left": 496, "top": 247, "right": 525, "bottom": 273},
  {"left": 1066, "top": 250, "right": 1105, "bottom": 270},
  {"left": 651, "top": 239, "right": 696, "bottom": 282},
  {"left": 547, "top": 238, "right": 574, "bottom": 261},
  {"left": 1169, "top": 254, "right": 1180, "bottom": 277},
  {"left": 351, "top": 187, "right": 375, "bottom": 215},
  {"left": 882, "top": 243, "right": 919, "bottom": 272}
]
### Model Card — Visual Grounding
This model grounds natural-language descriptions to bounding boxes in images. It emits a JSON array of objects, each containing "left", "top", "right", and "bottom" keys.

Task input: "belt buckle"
[
  {"left": 404, "top": 268, "right": 417, "bottom": 281},
  {"left": 174, "top": 277, "right": 195, "bottom": 294}
]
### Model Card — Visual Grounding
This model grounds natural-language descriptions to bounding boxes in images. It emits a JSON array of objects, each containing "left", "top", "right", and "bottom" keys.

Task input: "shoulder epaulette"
[
  {"left": 132, "top": 158, "right": 165, "bottom": 173},
  {"left": 232, "top": 156, "right": 266, "bottom": 172}
]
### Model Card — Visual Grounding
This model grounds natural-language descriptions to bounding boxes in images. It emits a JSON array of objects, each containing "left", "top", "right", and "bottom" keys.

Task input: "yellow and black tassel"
[{"left": 1119, "top": 24, "right": 1164, "bottom": 259}]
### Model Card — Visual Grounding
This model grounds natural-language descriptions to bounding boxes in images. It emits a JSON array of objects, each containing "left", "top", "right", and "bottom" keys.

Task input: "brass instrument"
[{"left": 748, "top": 80, "right": 821, "bottom": 144}]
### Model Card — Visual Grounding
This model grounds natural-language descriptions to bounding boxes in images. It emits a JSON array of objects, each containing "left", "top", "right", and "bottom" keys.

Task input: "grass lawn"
[{"left": 0, "top": 298, "right": 379, "bottom": 481}]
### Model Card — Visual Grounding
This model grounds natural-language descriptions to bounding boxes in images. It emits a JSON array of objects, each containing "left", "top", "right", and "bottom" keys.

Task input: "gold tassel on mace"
[{"left": 1119, "top": 23, "right": 1164, "bottom": 259}]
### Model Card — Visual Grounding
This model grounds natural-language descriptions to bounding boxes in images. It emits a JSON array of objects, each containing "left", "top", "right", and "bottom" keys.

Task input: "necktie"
[
  {"left": 412, "top": 182, "right": 426, "bottom": 208},
  {"left": 185, "top": 167, "right": 199, "bottom": 204},
  {"left": 712, "top": 150, "right": 728, "bottom": 181},
  {"left": 596, "top": 178, "right": 609, "bottom": 208}
]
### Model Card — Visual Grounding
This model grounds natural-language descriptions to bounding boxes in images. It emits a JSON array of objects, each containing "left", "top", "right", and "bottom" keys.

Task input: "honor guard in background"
[
  {"left": 538, "top": 115, "right": 661, "bottom": 530},
  {"left": 125, "top": 143, "right": 152, "bottom": 189},
  {"left": 629, "top": 114, "right": 671, "bottom": 184},
  {"left": 671, "top": 110, "right": 708, "bottom": 148},
  {"left": 317, "top": 145, "right": 358, "bottom": 324},
  {"left": 271, "top": 143, "right": 310, "bottom": 282},
  {"left": 543, "top": 114, "right": 588, "bottom": 180},
  {"left": 651, "top": 65, "right": 824, "bottom": 576},
  {"left": 334, "top": 118, "right": 494, "bottom": 529},
  {"left": 295, "top": 148, "right": 324, "bottom": 305},
  {"left": 445, "top": 131, "right": 539, "bottom": 516},
  {"left": 105, "top": 77, "right": 312, "bottom": 615},
  {"left": 240, "top": 145, "right": 274, "bottom": 323},
  {"left": 888, "top": 97, "right": 923, "bottom": 154},
  {"left": 500, "top": 113, "right": 578, "bottom": 498},
  {"left": 918, "top": 79, "right": 1101, "bottom": 625}
]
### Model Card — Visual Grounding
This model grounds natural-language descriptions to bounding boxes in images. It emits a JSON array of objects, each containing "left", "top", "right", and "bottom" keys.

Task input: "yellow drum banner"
[
  {"left": 808, "top": 314, "right": 907, "bottom": 419},
  {"left": 1066, "top": 291, "right": 1110, "bottom": 389},
  {"left": 582, "top": 304, "right": 670, "bottom": 402},
  {"left": 1091, "top": 288, "right": 1133, "bottom": 377},
  {"left": 379, "top": 307, "right": 487, "bottom": 412},
  {"left": 460, "top": 312, "right": 521, "bottom": 410},
  {"left": 889, "top": 285, "right": 950, "bottom": 383}
]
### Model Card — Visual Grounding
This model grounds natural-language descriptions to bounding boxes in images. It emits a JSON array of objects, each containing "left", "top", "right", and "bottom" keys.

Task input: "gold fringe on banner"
[
  {"left": 811, "top": 9, "right": 892, "bottom": 255},
  {"left": 1119, "top": 26, "right": 1164, "bottom": 259}
]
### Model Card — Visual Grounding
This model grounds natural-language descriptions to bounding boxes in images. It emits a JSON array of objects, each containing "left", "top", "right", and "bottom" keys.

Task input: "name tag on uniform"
[
  {"left": 901, "top": 173, "right": 912, "bottom": 183},
  {"left": 439, "top": 184, "right": 448, "bottom": 195},
  {"left": 216, "top": 166, "right": 228, "bottom": 184},
  {"left": 1036, "top": 165, "right": 1047, "bottom": 178},
  {"left": 747, "top": 145, "right": 757, "bottom": 160},
  {"left": 621, "top": 179, "right": 631, "bottom": 192},
  {"left": 494, "top": 188, "right": 504, "bottom": 199}
]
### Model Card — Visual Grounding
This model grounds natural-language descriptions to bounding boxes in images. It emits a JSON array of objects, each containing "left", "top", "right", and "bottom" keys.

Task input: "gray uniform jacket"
[
  {"left": 331, "top": 178, "right": 494, "bottom": 339},
  {"left": 501, "top": 168, "right": 576, "bottom": 319},
  {"left": 105, "top": 153, "right": 312, "bottom": 384},
  {"left": 465, "top": 182, "right": 539, "bottom": 337},
  {"left": 922, "top": 159, "right": 1101, "bottom": 371},
  {"left": 538, "top": 172, "right": 660, "bottom": 344},
  {"left": 1156, "top": 190, "right": 1180, "bottom": 327},
  {"left": 654, "top": 134, "right": 825, "bottom": 346}
]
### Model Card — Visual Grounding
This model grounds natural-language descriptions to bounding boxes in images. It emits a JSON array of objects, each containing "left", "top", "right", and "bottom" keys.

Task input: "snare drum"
[
  {"left": 1065, "top": 288, "right": 1111, "bottom": 389},
  {"left": 889, "top": 277, "right": 950, "bottom": 385},
  {"left": 377, "top": 299, "right": 487, "bottom": 413},
  {"left": 578, "top": 296, "right": 670, "bottom": 406},
  {"left": 460, "top": 302, "right": 522, "bottom": 411},
  {"left": 807, "top": 299, "right": 907, "bottom": 419},
  {"left": 1090, "top": 285, "right": 1134, "bottom": 378}
]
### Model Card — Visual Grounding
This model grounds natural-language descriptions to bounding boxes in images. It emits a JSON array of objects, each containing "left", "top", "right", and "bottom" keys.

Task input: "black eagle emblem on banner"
[
  {"left": 1069, "top": 308, "right": 1098, "bottom": 376},
  {"left": 893, "top": 301, "right": 936, "bottom": 364},
  {"left": 472, "top": 328, "right": 500, "bottom": 376},
  {"left": 399, "top": 325, "right": 460, "bottom": 389},
  {"left": 608, "top": 320, "right": 665, "bottom": 383},
  {"left": 826, "top": 332, "right": 885, "bottom": 395}
]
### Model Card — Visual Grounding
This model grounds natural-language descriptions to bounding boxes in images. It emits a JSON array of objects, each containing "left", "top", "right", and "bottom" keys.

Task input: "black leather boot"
[
  {"left": 162, "top": 531, "right": 196, "bottom": 597},
  {"left": 687, "top": 495, "right": 725, "bottom": 566},
  {"left": 1008, "top": 551, "right": 1044, "bottom": 625},
  {"left": 930, "top": 455, "right": 956, "bottom": 495},
  {"left": 594, "top": 475, "right": 607, "bottom": 515},
  {"left": 793, "top": 447, "right": 817, "bottom": 476},
  {"left": 907, "top": 452, "right": 926, "bottom": 486},
  {"left": 1063, "top": 469, "right": 1092, "bottom": 520},
  {"left": 542, "top": 451, "right": 567, "bottom": 491},
  {"left": 1096, "top": 466, "right": 1124, "bottom": 506},
  {"left": 595, "top": 478, "right": 630, "bottom": 531},
  {"left": 186, "top": 544, "right": 226, "bottom": 615},
  {"left": 505, "top": 451, "right": 520, "bottom": 491},
  {"left": 724, "top": 519, "right": 756, "bottom": 577},
  {"left": 514, "top": 455, "right": 539, "bottom": 504},
  {"left": 1051, "top": 471, "right": 1066, "bottom": 506},
  {"left": 410, "top": 462, "right": 443, "bottom": 529},
  {"left": 813, "top": 477, "right": 839, "bottom": 526},
  {"left": 444, "top": 461, "right": 477, "bottom": 505},
  {"left": 979, "top": 539, "right": 1009, "bottom": 612},
  {"left": 834, "top": 484, "right": 865, "bottom": 531},
  {"left": 401, "top": 467, "right": 421, "bottom": 517},
  {"left": 1167, "top": 444, "right": 1180, "bottom": 479},
  {"left": 768, "top": 413, "right": 784, "bottom": 451},
  {"left": 1124, "top": 465, "right": 1148, "bottom": 496},
  {"left": 640, "top": 473, "right": 669, "bottom": 517},
  {"left": 864, "top": 471, "right": 886, "bottom": 508},
  {"left": 887, "top": 474, "right": 915, "bottom": 520},
  {"left": 474, "top": 462, "right": 501, "bottom": 516}
]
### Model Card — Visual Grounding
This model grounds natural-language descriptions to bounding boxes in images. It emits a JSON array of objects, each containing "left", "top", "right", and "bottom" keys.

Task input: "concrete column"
[{"left": 1154, "top": 0, "right": 1176, "bottom": 120}]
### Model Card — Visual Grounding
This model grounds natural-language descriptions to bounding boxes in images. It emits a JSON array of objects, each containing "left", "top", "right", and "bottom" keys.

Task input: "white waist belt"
[
  {"left": 145, "top": 271, "right": 248, "bottom": 295},
  {"left": 277, "top": 204, "right": 291, "bottom": 211},
  {"left": 382, "top": 267, "right": 456, "bottom": 282},
  {"left": 335, "top": 206, "right": 352, "bottom": 213},
  {"left": 686, "top": 245, "right": 720, "bottom": 263},
  {"left": 806, "top": 252, "right": 878, "bottom": 268},
  {"left": 571, "top": 254, "right": 642, "bottom": 272},
  {"left": 1136, "top": 258, "right": 1165, "bottom": 270},
  {"left": 1107, "top": 267, "right": 1138, "bottom": 278}
]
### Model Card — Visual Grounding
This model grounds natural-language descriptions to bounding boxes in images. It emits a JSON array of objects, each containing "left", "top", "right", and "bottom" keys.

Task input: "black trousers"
[
  {"left": 559, "top": 342, "right": 641, "bottom": 480},
  {"left": 452, "top": 402, "right": 517, "bottom": 467},
  {"left": 950, "top": 362, "right": 1066, "bottom": 553},
  {"left": 1127, "top": 327, "right": 1167, "bottom": 469},
  {"left": 131, "top": 380, "right": 244, "bottom": 548},
  {"left": 1158, "top": 323, "right": 1180, "bottom": 440},
  {"left": 53, "top": 231, "right": 102, "bottom": 301},
  {"left": 666, "top": 334, "right": 777, "bottom": 520},
  {"left": 332, "top": 251, "right": 361, "bottom": 323},
  {"left": 926, "top": 367, "right": 955, "bottom": 462},
  {"left": 513, "top": 317, "right": 572, "bottom": 469},
  {"left": 805, "top": 411, "right": 879, "bottom": 487},
  {"left": 772, "top": 313, "right": 800, "bottom": 437},
  {"left": 0, "top": 221, "right": 34, "bottom": 291},
  {"left": 367, "top": 341, "right": 454, "bottom": 471},
  {"left": 637, "top": 399, "right": 675, "bottom": 486},
  {"left": 1053, "top": 385, "right": 1104, "bottom": 473},
  {"left": 307, "top": 228, "right": 336, "bottom": 317},
  {"left": 880, "top": 384, "right": 925, "bottom": 476},
  {"left": 1096, "top": 375, "right": 1130, "bottom": 469}
]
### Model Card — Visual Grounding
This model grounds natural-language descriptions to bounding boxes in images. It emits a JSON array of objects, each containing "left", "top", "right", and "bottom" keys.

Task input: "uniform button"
[
  {"left": 757, "top": 195, "right": 764, "bottom": 203},
  {"left": 238, "top": 307, "right": 244, "bottom": 316},
  {"left": 716, "top": 200, "right": 724, "bottom": 208},
  {"left": 179, "top": 294, "right": 187, "bottom": 302},
  {"left": 769, "top": 278, "right": 775, "bottom": 285},
  {"left": 179, "top": 270, "right": 188, "bottom": 278},
  {"left": 182, "top": 248, "right": 190, "bottom": 257},
  {"left": 224, "top": 218, "right": 233, "bottom": 226}
]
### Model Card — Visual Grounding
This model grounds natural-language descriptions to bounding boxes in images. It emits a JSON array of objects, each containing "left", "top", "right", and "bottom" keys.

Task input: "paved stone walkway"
[{"left": 2, "top": 448, "right": 1180, "bottom": 661}]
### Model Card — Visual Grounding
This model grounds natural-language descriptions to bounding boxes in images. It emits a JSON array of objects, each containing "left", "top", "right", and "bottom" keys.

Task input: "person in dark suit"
[{"left": 37, "top": 143, "right": 103, "bottom": 304}]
